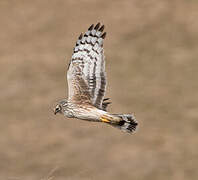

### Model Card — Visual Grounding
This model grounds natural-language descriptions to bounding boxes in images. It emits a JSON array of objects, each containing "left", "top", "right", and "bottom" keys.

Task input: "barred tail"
[{"left": 111, "top": 114, "right": 138, "bottom": 133}]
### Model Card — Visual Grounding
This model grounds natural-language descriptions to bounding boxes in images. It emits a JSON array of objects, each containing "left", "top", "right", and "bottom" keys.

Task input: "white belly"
[{"left": 73, "top": 107, "right": 107, "bottom": 122}]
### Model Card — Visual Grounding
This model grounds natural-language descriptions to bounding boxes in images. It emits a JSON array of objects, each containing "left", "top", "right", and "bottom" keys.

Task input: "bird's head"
[
  {"left": 53, "top": 99, "right": 73, "bottom": 118},
  {"left": 54, "top": 104, "right": 62, "bottom": 115},
  {"left": 53, "top": 99, "right": 67, "bottom": 115}
]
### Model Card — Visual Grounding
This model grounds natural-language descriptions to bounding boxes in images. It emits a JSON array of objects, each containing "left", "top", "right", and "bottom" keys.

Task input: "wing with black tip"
[{"left": 67, "top": 23, "right": 107, "bottom": 108}]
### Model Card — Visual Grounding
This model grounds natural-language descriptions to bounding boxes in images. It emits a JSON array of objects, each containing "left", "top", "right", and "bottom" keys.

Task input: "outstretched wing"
[{"left": 67, "top": 23, "right": 107, "bottom": 108}]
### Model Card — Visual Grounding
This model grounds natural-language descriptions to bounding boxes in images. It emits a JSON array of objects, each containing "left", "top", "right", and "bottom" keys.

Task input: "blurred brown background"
[{"left": 1, "top": 0, "right": 198, "bottom": 180}]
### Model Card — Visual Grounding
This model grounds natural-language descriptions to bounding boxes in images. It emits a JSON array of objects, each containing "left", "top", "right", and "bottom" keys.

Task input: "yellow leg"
[{"left": 100, "top": 115, "right": 112, "bottom": 123}]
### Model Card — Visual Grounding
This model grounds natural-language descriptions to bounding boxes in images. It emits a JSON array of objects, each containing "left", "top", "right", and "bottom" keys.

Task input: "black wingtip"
[
  {"left": 99, "top": 25, "right": 105, "bottom": 32},
  {"left": 78, "top": 33, "right": 83, "bottom": 40},
  {"left": 88, "top": 24, "right": 94, "bottom": 31},
  {"left": 101, "top": 32, "right": 106, "bottom": 39},
  {"left": 94, "top": 22, "right": 100, "bottom": 30}
]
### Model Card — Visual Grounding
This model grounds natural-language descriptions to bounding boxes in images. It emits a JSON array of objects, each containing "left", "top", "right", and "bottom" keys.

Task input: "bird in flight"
[{"left": 54, "top": 23, "right": 138, "bottom": 133}]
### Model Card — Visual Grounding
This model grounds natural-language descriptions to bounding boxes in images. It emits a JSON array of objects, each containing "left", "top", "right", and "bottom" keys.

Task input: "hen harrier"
[{"left": 54, "top": 23, "right": 138, "bottom": 133}]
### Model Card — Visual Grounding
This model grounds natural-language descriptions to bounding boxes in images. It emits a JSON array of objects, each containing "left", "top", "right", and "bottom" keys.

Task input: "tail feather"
[{"left": 112, "top": 114, "right": 138, "bottom": 133}]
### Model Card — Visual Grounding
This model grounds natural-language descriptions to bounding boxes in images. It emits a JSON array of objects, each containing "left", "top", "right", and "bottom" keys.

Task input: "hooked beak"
[{"left": 54, "top": 109, "right": 58, "bottom": 115}]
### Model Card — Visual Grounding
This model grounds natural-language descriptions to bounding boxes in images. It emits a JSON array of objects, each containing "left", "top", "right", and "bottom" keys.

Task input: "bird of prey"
[{"left": 54, "top": 23, "right": 138, "bottom": 133}]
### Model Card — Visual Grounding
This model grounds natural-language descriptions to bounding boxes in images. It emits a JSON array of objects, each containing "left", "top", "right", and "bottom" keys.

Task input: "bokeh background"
[{"left": 1, "top": 0, "right": 198, "bottom": 179}]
